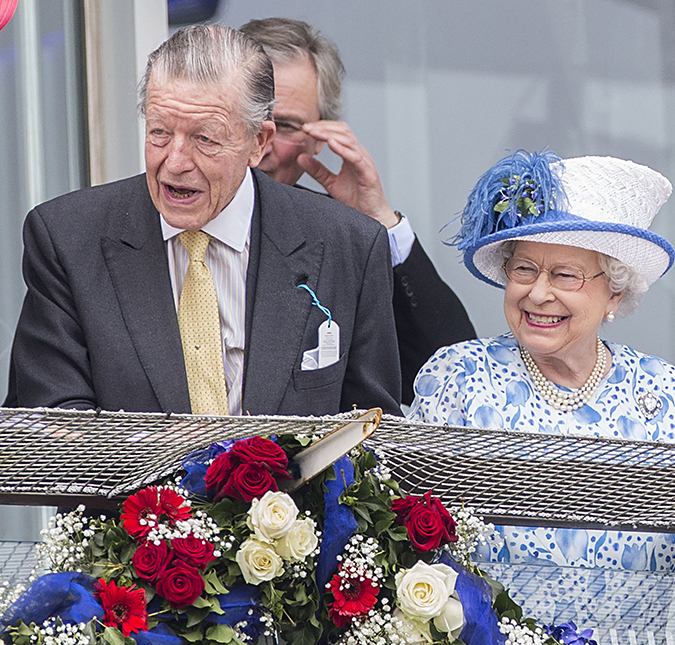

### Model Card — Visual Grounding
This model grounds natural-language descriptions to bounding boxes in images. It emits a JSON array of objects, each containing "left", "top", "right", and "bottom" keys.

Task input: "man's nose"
[{"left": 165, "top": 137, "right": 195, "bottom": 173}]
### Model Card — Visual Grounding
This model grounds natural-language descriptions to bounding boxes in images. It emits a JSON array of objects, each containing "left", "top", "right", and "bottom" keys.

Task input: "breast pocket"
[{"left": 292, "top": 353, "right": 347, "bottom": 391}]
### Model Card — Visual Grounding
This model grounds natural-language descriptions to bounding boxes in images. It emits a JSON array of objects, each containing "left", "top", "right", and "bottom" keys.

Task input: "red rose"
[
  {"left": 205, "top": 452, "right": 235, "bottom": 493},
  {"left": 172, "top": 535, "right": 216, "bottom": 569},
  {"left": 156, "top": 560, "right": 205, "bottom": 608},
  {"left": 393, "top": 492, "right": 458, "bottom": 552},
  {"left": 391, "top": 496, "right": 417, "bottom": 523},
  {"left": 229, "top": 437, "right": 289, "bottom": 476},
  {"left": 220, "top": 463, "right": 278, "bottom": 502},
  {"left": 132, "top": 540, "right": 174, "bottom": 582}
]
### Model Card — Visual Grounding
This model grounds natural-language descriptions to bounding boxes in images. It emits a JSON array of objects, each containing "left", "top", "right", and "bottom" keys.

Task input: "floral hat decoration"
[{"left": 454, "top": 149, "right": 675, "bottom": 288}]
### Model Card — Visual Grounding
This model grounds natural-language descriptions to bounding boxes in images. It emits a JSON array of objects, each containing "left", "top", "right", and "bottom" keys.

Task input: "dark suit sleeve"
[
  {"left": 341, "top": 225, "right": 402, "bottom": 416},
  {"left": 4, "top": 208, "right": 96, "bottom": 410},
  {"left": 393, "top": 237, "right": 476, "bottom": 405}
]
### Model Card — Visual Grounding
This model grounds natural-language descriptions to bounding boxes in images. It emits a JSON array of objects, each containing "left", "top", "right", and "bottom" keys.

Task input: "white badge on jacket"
[{"left": 301, "top": 320, "right": 340, "bottom": 370}]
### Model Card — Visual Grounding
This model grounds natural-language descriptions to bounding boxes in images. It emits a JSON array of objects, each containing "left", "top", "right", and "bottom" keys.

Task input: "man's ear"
[{"left": 248, "top": 120, "right": 276, "bottom": 167}]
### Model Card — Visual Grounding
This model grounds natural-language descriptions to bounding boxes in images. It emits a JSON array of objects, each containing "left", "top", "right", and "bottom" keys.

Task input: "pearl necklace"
[{"left": 520, "top": 337, "right": 606, "bottom": 412}]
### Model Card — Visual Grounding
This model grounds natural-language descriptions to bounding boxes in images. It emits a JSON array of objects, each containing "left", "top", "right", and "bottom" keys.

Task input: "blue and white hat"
[{"left": 456, "top": 150, "right": 674, "bottom": 288}]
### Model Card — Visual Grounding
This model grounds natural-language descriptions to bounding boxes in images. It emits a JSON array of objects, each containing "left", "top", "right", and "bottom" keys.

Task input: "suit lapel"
[
  {"left": 101, "top": 177, "right": 191, "bottom": 413},
  {"left": 242, "top": 170, "right": 324, "bottom": 414}
]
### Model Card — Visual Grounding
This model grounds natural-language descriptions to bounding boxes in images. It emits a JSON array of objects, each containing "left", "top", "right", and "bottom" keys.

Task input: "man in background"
[
  {"left": 240, "top": 18, "right": 476, "bottom": 405},
  {"left": 5, "top": 25, "right": 401, "bottom": 416}
]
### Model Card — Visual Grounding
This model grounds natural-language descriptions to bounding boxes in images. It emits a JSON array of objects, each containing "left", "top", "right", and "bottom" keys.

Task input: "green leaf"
[
  {"left": 185, "top": 607, "right": 213, "bottom": 628},
  {"left": 493, "top": 589, "right": 523, "bottom": 622},
  {"left": 374, "top": 516, "right": 394, "bottom": 535},
  {"left": 352, "top": 505, "right": 372, "bottom": 523},
  {"left": 120, "top": 543, "right": 135, "bottom": 564},
  {"left": 181, "top": 628, "right": 205, "bottom": 643},
  {"left": 204, "top": 624, "right": 237, "bottom": 643},
  {"left": 190, "top": 595, "right": 212, "bottom": 609},
  {"left": 203, "top": 569, "right": 228, "bottom": 595},
  {"left": 102, "top": 626, "right": 126, "bottom": 645}
]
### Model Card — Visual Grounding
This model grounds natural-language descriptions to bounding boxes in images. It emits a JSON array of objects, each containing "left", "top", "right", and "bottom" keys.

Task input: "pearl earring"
[{"left": 605, "top": 311, "right": 615, "bottom": 322}]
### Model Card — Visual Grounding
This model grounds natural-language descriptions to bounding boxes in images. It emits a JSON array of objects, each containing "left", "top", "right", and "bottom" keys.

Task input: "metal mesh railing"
[
  {"left": 1, "top": 407, "right": 675, "bottom": 530},
  {"left": 374, "top": 416, "right": 675, "bottom": 531},
  {"left": 0, "top": 407, "right": 360, "bottom": 506},
  {"left": 0, "top": 542, "right": 40, "bottom": 587}
]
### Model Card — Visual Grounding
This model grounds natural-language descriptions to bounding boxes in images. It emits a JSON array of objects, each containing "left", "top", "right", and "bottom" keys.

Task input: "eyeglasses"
[
  {"left": 502, "top": 257, "right": 605, "bottom": 291},
  {"left": 273, "top": 119, "right": 309, "bottom": 146}
]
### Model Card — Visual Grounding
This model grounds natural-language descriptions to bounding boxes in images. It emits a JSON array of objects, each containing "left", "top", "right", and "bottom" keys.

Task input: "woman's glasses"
[{"left": 503, "top": 257, "right": 605, "bottom": 291}]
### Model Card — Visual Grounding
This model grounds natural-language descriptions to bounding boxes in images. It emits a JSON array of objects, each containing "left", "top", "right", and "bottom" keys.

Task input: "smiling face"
[
  {"left": 144, "top": 74, "right": 274, "bottom": 231},
  {"left": 503, "top": 241, "right": 623, "bottom": 365},
  {"left": 257, "top": 55, "right": 324, "bottom": 186}
]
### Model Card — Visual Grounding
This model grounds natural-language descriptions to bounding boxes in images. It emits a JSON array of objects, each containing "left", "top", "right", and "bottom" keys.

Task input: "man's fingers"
[{"left": 297, "top": 154, "right": 335, "bottom": 189}]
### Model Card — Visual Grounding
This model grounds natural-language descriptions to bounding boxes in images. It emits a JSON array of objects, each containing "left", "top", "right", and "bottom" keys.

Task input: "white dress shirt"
[
  {"left": 161, "top": 168, "right": 254, "bottom": 415},
  {"left": 387, "top": 215, "right": 415, "bottom": 266}
]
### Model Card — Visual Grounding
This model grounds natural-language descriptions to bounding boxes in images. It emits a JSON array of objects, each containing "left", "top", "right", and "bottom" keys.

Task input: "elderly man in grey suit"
[{"left": 4, "top": 25, "right": 401, "bottom": 417}]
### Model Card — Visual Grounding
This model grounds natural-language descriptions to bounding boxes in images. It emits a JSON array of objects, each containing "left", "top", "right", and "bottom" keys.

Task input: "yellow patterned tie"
[{"left": 178, "top": 231, "right": 229, "bottom": 415}]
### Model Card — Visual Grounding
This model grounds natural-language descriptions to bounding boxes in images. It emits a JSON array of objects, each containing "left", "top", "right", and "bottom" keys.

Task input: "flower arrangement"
[{"left": 0, "top": 433, "right": 596, "bottom": 645}]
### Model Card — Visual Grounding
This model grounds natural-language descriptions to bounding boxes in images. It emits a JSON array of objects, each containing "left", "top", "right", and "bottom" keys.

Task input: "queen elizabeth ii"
[{"left": 409, "top": 150, "right": 675, "bottom": 638}]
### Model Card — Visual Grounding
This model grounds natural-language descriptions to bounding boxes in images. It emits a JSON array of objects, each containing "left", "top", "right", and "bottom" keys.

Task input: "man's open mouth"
[{"left": 167, "top": 184, "right": 198, "bottom": 199}]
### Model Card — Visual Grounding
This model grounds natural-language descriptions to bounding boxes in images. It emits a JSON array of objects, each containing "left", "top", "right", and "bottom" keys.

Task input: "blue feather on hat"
[{"left": 455, "top": 149, "right": 566, "bottom": 250}]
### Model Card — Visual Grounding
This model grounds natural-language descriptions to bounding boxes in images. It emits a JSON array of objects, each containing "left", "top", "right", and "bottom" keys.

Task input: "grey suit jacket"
[{"left": 5, "top": 169, "right": 401, "bottom": 416}]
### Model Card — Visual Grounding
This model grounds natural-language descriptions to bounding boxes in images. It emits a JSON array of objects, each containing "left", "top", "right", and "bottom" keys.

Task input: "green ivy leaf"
[
  {"left": 203, "top": 570, "right": 228, "bottom": 595},
  {"left": 352, "top": 505, "right": 372, "bottom": 523},
  {"left": 180, "top": 628, "right": 205, "bottom": 643},
  {"left": 190, "top": 596, "right": 213, "bottom": 609},
  {"left": 493, "top": 589, "right": 523, "bottom": 622},
  {"left": 184, "top": 607, "right": 213, "bottom": 628},
  {"left": 101, "top": 626, "right": 126, "bottom": 645},
  {"left": 204, "top": 624, "right": 237, "bottom": 644}
]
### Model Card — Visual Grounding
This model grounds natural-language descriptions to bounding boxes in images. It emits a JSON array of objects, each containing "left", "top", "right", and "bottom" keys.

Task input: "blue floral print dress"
[{"left": 409, "top": 334, "right": 675, "bottom": 642}]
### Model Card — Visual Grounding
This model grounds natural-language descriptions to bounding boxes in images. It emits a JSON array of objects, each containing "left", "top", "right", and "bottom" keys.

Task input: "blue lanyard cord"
[{"left": 297, "top": 284, "right": 332, "bottom": 326}]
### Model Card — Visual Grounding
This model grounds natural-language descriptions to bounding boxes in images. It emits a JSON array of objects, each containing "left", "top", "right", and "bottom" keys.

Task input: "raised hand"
[{"left": 297, "top": 120, "right": 400, "bottom": 228}]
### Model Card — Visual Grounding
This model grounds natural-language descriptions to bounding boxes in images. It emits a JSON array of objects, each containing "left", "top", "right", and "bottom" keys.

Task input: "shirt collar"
[{"left": 160, "top": 167, "right": 254, "bottom": 252}]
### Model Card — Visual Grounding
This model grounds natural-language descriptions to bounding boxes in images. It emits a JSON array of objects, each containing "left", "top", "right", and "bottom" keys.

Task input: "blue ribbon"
[
  {"left": 315, "top": 454, "right": 358, "bottom": 591},
  {"left": 0, "top": 572, "right": 102, "bottom": 632},
  {"left": 438, "top": 552, "right": 506, "bottom": 645},
  {"left": 206, "top": 585, "right": 263, "bottom": 641},
  {"left": 297, "top": 284, "right": 333, "bottom": 326},
  {"left": 0, "top": 573, "right": 182, "bottom": 645},
  {"left": 180, "top": 440, "right": 236, "bottom": 497}
]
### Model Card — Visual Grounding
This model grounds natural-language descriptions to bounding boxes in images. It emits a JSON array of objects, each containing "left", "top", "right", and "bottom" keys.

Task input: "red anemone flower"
[
  {"left": 328, "top": 568, "right": 380, "bottom": 628},
  {"left": 121, "top": 487, "right": 161, "bottom": 539},
  {"left": 96, "top": 578, "right": 148, "bottom": 637}
]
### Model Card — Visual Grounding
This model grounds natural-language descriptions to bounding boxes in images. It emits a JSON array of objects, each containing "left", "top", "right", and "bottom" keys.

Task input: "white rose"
[
  {"left": 395, "top": 561, "right": 459, "bottom": 621},
  {"left": 433, "top": 596, "right": 464, "bottom": 637},
  {"left": 247, "top": 491, "right": 299, "bottom": 542},
  {"left": 275, "top": 518, "right": 319, "bottom": 561},
  {"left": 235, "top": 538, "right": 284, "bottom": 585}
]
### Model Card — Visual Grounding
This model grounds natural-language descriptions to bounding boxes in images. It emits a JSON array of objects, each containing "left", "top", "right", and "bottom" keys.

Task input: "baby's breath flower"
[
  {"left": 444, "top": 505, "right": 501, "bottom": 568},
  {"left": 37, "top": 508, "right": 99, "bottom": 573}
]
